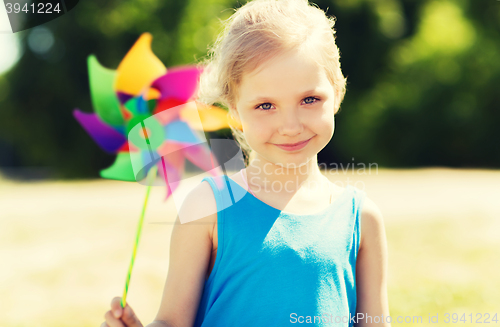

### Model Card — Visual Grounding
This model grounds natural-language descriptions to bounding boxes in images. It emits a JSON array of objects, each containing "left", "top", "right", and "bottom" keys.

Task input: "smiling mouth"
[{"left": 276, "top": 136, "right": 314, "bottom": 146}]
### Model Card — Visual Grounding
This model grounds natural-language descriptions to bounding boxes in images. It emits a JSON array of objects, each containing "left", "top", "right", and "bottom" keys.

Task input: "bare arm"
[
  {"left": 102, "top": 181, "right": 217, "bottom": 327},
  {"left": 145, "top": 321, "right": 175, "bottom": 327},
  {"left": 152, "top": 181, "right": 218, "bottom": 327},
  {"left": 355, "top": 197, "right": 391, "bottom": 327},
  {"left": 145, "top": 321, "right": 178, "bottom": 327}
]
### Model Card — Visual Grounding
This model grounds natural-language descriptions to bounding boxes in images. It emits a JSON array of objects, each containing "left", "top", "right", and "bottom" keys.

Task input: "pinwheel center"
[{"left": 126, "top": 114, "right": 165, "bottom": 150}]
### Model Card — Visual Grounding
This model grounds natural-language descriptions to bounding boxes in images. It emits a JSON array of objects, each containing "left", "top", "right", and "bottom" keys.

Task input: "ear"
[
  {"left": 228, "top": 105, "right": 240, "bottom": 121},
  {"left": 333, "top": 88, "right": 341, "bottom": 115}
]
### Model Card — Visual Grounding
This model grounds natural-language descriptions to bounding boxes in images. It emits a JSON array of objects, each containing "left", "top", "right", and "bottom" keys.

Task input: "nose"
[{"left": 278, "top": 107, "right": 303, "bottom": 137}]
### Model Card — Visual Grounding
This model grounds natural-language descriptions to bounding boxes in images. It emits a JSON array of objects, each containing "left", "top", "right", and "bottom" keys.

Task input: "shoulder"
[
  {"left": 177, "top": 179, "right": 218, "bottom": 226},
  {"left": 358, "top": 195, "right": 386, "bottom": 251}
]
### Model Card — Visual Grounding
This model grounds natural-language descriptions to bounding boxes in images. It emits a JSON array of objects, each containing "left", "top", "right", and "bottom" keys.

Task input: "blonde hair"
[{"left": 197, "top": 0, "right": 347, "bottom": 166}]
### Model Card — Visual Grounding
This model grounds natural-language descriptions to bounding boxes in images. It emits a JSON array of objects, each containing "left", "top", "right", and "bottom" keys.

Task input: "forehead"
[{"left": 237, "top": 49, "right": 331, "bottom": 102}]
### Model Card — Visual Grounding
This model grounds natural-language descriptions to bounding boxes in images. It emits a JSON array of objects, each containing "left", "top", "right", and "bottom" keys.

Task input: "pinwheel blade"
[
  {"left": 180, "top": 102, "right": 232, "bottom": 131},
  {"left": 88, "top": 55, "right": 124, "bottom": 126},
  {"left": 73, "top": 109, "right": 126, "bottom": 153},
  {"left": 151, "top": 66, "right": 203, "bottom": 103},
  {"left": 115, "top": 33, "right": 167, "bottom": 97},
  {"left": 164, "top": 120, "right": 204, "bottom": 144},
  {"left": 100, "top": 152, "right": 143, "bottom": 182},
  {"left": 183, "top": 143, "right": 220, "bottom": 173},
  {"left": 157, "top": 141, "right": 186, "bottom": 168},
  {"left": 153, "top": 99, "right": 187, "bottom": 125}
]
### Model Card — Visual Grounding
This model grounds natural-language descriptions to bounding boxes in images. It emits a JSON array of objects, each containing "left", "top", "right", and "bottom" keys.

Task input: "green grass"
[
  {"left": 386, "top": 214, "right": 500, "bottom": 326},
  {"left": 1, "top": 169, "right": 500, "bottom": 326}
]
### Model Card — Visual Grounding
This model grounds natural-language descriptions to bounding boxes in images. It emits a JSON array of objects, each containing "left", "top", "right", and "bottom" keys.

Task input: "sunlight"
[{"left": 0, "top": 34, "right": 22, "bottom": 75}]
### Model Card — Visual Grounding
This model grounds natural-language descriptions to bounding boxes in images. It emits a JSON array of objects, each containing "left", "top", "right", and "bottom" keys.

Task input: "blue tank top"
[{"left": 193, "top": 175, "right": 366, "bottom": 327}]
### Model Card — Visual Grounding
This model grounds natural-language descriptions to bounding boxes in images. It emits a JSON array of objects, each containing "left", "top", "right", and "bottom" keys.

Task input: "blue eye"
[
  {"left": 255, "top": 97, "right": 320, "bottom": 111},
  {"left": 303, "top": 96, "right": 319, "bottom": 104},
  {"left": 256, "top": 103, "right": 273, "bottom": 111}
]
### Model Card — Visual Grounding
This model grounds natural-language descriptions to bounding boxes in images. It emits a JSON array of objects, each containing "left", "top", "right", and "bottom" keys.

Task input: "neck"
[{"left": 246, "top": 154, "right": 328, "bottom": 194}]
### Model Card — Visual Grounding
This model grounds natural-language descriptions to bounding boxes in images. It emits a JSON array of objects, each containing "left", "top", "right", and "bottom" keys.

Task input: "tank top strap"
[
  {"left": 199, "top": 175, "right": 227, "bottom": 288},
  {"left": 200, "top": 175, "right": 226, "bottom": 214},
  {"left": 349, "top": 186, "right": 367, "bottom": 258},
  {"left": 200, "top": 175, "right": 248, "bottom": 213}
]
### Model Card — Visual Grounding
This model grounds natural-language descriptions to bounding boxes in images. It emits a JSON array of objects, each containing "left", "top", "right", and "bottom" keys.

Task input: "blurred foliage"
[
  {"left": 321, "top": 0, "right": 500, "bottom": 168},
  {"left": 0, "top": 0, "right": 499, "bottom": 178}
]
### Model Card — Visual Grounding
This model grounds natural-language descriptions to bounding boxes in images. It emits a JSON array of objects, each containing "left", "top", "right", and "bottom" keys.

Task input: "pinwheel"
[{"left": 72, "top": 33, "right": 241, "bottom": 308}]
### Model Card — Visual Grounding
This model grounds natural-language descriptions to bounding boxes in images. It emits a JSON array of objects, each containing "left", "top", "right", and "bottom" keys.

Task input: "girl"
[{"left": 102, "top": 0, "right": 390, "bottom": 326}]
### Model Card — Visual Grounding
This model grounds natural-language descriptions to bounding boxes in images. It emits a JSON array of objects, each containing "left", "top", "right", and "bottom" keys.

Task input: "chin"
[{"left": 268, "top": 153, "right": 316, "bottom": 169}]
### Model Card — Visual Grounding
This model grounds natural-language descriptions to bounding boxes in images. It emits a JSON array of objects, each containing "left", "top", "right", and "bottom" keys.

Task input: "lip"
[{"left": 274, "top": 136, "right": 314, "bottom": 151}]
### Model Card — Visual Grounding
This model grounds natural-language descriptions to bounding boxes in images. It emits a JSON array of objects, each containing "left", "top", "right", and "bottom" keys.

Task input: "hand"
[{"left": 101, "top": 296, "right": 143, "bottom": 327}]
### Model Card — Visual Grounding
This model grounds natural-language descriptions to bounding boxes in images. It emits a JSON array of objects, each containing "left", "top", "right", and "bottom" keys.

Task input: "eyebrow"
[{"left": 246, "top": 89, "right": 322, "bottom": 104}]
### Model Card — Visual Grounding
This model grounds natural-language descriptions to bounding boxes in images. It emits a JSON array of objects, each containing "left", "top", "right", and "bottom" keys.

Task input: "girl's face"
[{"left": 231, "top": 48, "right": 336, "bottom": 168}]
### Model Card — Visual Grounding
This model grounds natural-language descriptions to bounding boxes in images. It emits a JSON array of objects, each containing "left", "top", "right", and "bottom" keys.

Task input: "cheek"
[
  {"left": 315, "top": 106, "right": 335, "bottom": 130},
  {"left": 244, "top": 118, "right": 272, "bottom": 141}
]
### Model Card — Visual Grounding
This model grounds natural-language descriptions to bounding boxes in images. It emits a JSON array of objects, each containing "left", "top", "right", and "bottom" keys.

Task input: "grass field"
[{"left": 1, "top": 168, "right": 499, "bottom": 326}]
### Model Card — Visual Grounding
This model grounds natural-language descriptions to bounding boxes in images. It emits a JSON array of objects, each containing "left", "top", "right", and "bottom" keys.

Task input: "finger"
[
  {"left": 100, "top": 322, "right": 109, "bottom": 327},
  {"left": 121, "top": 304, "right": 144, "bottom": 327},
  {"left": 110, "top": 296, "right": 123, "bottom": 319},
  {"left": 104, "top": 310, "right": 125, "bottom": 327}
]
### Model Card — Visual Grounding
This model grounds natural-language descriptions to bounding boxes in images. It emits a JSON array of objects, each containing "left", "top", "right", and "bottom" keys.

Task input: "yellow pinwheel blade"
[
  {"left": 180, "top": 102, "right": 237, "bottom": 131},
  {"left": 115, "top": 33, "right": 167, "bottom": 96}
]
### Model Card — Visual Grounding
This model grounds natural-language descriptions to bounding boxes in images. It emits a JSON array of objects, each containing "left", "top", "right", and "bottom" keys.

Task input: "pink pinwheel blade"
[
  {"left": 73, "top": 109, "right": 126, "bottom": 153},
  {"left": 151, "top": 66, "right": 203, "bottom": 103},
  {"left": 183, "top": 143, "right": 220, "bottom": 173},
  {"left": 157, "top": 141, "right": 186, "bottom": 167}
]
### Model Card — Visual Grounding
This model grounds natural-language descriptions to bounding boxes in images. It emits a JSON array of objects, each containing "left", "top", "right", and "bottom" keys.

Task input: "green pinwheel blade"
[
  {"left": 100, "top": 152, "right": 142, "bottom": 181},
  {"left": 88, "top": 55, "right": 124, "bottom": 126}
]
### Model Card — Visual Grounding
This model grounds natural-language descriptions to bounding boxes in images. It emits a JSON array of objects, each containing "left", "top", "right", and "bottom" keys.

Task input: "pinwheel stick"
[{"left": 121, "top": 164, "right": 158, "bottom": 308}]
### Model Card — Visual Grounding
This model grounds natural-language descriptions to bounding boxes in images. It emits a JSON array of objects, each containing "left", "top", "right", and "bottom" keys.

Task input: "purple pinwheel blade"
[
  {"left": 73, "top": 109, "right": 126, "bottom": 153},
  {"left": 117, "top": 92, "right": 134, "bottom": 105}
]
